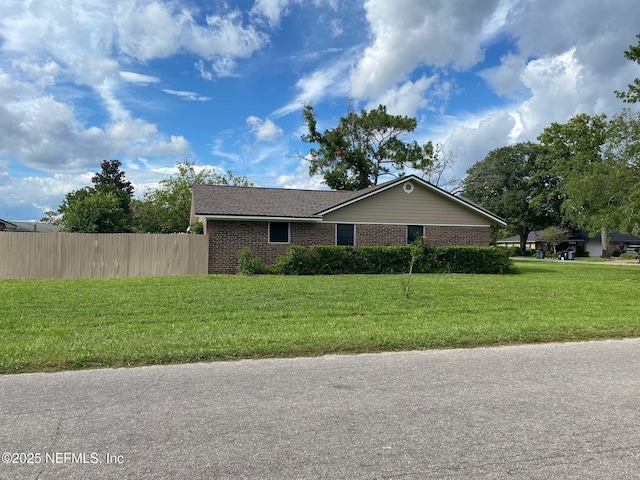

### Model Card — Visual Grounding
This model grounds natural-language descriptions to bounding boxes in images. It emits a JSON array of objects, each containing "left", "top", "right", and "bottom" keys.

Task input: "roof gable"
[{"left": 316, "top": 175, "right": 506, "bottom": 225}]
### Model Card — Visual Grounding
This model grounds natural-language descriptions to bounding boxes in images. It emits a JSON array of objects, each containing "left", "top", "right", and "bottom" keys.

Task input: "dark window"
[
  {"left": 269, "top": 222, "right": 289, "bottom": 243},
  {"left": 407, "top": 225, "right": 424, "bottom": 244},
  {"left": 337, "top": 224, "right": 355, "bottom": 246}
]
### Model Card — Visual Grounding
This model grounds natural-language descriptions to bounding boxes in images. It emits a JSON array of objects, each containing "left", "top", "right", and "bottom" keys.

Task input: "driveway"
[{"left": 1, "top": 339, "right": 639, "bottom": 479}]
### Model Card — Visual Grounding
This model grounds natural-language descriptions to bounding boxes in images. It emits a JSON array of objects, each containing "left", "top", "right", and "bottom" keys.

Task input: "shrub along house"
[{"left": 191, "top": 174, "right": 507, "bottom": 273}]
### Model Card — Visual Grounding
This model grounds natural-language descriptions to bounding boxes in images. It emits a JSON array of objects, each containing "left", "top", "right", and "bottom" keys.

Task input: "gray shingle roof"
[
  {"left": 593, "top": 231, "right": 640, "bottom": 243},
  {"left": 192, "top": 184, "right": 361, "bottom": 218},
  {"left": 0, "top": 219, "right": 60, "bottom": 232}
]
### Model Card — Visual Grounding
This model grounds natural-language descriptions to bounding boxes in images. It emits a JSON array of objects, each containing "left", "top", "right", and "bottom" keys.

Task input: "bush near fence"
[{"left": 268, "top": 245, "right": 514, "bottom": 275}]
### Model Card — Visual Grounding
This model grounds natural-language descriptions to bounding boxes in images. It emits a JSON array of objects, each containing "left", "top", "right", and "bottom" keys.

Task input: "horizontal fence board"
[{"left": 0, "top": 233, "right": 209, "bottom": 279}]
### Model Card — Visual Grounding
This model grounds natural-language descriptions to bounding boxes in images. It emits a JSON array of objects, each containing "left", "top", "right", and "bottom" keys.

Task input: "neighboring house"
[
  {"left": 497, "top": 229, "right": 640, "bottom": 256},
  {"left": 0, "top": 219, "right": 60, "bottom": 233},
  {"left": 496, "top": 231, "right": 542, "bottom": 251},
  {"left": 497, "top": 230, "right": 590, "bottom": 253},
  {"left": 191, "top": 175, "right": 507, "bottom": 273},
  {"left": 585, "top": 231, "right": 640, "bottom": 257}
]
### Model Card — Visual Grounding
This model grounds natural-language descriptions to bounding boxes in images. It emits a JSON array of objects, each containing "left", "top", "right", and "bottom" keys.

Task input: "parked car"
[{"left": 626, "top": 245, "right": 640, "bottom": 254}]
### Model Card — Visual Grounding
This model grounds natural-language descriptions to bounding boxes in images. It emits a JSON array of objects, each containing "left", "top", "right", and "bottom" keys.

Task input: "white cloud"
[
  {"left": 479, "top": 54, "right": 527, "bottom": 97},
  {"left": 515, "top": 49, "right": 582, "bottom": 135},
  {"left": 351, "top": 0, "right": 503, "bottom": 99},
  {"left": 366, "top": 75, "right": 438, "bottom": 117},
  {"left": 0, "top": 68, "right": 37, "bottom": 99},
  {"left": 115, "top": 3, "right": 267, "bottom": 62},
  {"left": 195, "top": 57, "right": 240, "bottom": 80},
  {"left": 251, "top": 0, "right": 297, "bottom": 28},
  {"left": 0, "top": 0, "right": 268, "bottom": 118},
  {"left": 212, "top": 57, "right": 239, "bottom": 78},
  {"left": 162, "top": 89, "right": 212, "bottom": 102},
  {"left": 0, "top": 1, "right": 201, "bottom": 178},
  {"left": 210, "top": 138, "right": 242, "bottom": 163},
  {"left": 250, "top": 0, "right": 339, "bottom": 29},
  {"left": 0, "top": 172, "right": 93, "bottom": 215},
  {"left": 14, "top": 59, "right": 62, "bottom": 87},
  {"left": 275, "top": 160, "right": 326, "bottom": 190},
  {"left": 329, "top": 19, "right": 343, "bottom": 37},
  {"left": 194, "top": 60, "right": 214, "bottom": 81},
  {"left": 272, "top": 55, "right": 352, "bottom": 117},
  {"left": 436, "top": 49, "right": 588, "bottom": 177},
  {"left": 246, "top": 116, "right": 283, "bottom": 141},
  {"left": 104, "top": 119, "right": 191, "bottom": 157},
  {"left": 120, "top": 71, "right": 161, "bottom": 84},
  {"left": 407, "top": 0, "right": 640, "bottom": 182},
  {"left": 444, "top": 110, "right": 517, "bottom": 178},
  {"left": 0, "top": 88, "right": 190, "bottom": 172}
]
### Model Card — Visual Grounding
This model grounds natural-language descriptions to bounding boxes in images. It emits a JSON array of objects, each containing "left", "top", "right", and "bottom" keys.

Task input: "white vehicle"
[{"left": 626, "top": 244, "right": 640, "bottom": 254}]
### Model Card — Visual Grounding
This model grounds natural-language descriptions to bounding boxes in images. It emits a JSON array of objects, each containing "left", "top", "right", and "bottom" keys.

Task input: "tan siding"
[
  {"left": 0, "top": 233, "right": 209, "bottom": 279},
  {"left": 323, "top": 182, "right": 493, "bottom": 225}
]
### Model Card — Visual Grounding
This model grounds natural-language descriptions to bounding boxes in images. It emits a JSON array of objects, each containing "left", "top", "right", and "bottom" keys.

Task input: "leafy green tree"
[
  {"left": 539, "top": 227, "right": 568, "bottom": 253},
  {"left": 135, "top": 160, "right": 253, "bottom": 233},
  {"left": 462, "top": 142, "right": 561, "bottom": 253},
  {"left": 600, "top": 109, "right": 640, "bottom": 234},
  {"left": 91, "top": 159, "right": 134, "bottom": 196},
  {"left": 300, "top": 103, "right": 434, "bottom": 190},
  {"left": 58, "top": 186, "right": 133, "bottom": 233},
  {"left": 538, "top": 113, "right": 626, "bottom": 255},
  {"left": 57, "top": 160, "right": 134, "bottom": 233},
  {"left": 615, "top": 33, "right": 640, "bottom": 103}
]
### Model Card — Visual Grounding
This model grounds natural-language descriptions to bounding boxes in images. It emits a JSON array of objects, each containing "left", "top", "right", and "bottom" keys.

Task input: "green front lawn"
[{"left": 1, "top": 262, "right": 639, "bottom": 374}]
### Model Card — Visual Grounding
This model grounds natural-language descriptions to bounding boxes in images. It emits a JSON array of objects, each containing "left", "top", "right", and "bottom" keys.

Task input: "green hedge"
[{"left": 273, "top": 245, "right": 514, "bottom": 275}]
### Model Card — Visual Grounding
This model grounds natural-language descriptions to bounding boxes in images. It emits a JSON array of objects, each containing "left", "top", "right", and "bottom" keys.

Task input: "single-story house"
[
  {"left": 191, "top": 175, "right": 507, "bottom": 273},
  {"left": 497, "top": 230, "right": 590, "bottom": 253},
  {"left": 586, "top": 231, "right": 640, "bottom": 257},
  {"left": 497, "top": 229, "right": 640, "bottom": 256},
  {"left": 497, "top": 231, "right": 542, "bottom": 251},
  {"left": 0, "top": 219, "right": 60, "bottom": 233}
]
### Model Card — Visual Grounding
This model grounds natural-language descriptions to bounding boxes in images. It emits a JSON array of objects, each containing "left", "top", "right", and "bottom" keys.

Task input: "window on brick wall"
[
  {"left": 336, "top": 224, "right": 355, "bottom": 246},
  {"left": 269, "top": 222, "right": 290, "bottom": 243},
  {"left": 407, "top": 225, "right": 424, "bottom": 244}
]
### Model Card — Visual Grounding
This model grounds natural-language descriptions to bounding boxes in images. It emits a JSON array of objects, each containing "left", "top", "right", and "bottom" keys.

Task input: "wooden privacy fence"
[{"left": 0, "top": 233, "right": 209, "bottom": 279}]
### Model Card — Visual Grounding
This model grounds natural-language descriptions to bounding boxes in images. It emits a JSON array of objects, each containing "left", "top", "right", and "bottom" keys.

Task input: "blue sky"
[{"left": 1, "top": 0, "right": 639, "bottom": 221}]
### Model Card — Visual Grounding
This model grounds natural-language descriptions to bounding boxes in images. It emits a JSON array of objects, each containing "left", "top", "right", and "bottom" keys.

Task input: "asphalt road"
[{"left": 1, "top": 339, "right": 639, "bottom": 479}]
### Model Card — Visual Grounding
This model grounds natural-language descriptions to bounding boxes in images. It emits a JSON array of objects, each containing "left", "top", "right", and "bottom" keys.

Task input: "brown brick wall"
[
  {"left": 206, "top": 221, "right": 491, "bottom": 273},
  {"left": 207, "top": 221, "right": 335, "bottom": 273},
  {"left": 356, "top": 224, "right": 405, "bottom": 245},
  {"left": 424, "top": 226, "right": 490, "bottom": 246}
]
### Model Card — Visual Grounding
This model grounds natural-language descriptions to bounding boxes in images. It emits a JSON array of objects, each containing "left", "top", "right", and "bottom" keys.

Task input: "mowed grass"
[{"left": 1, "top": 261, "right": 639, "bottom": 374}]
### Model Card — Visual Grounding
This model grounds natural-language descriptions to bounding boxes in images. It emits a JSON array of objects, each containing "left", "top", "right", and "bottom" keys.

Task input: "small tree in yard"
[
  {"left": 539, "top": 227, "right": 568, "bottom": 253},
  {"left": 403, "top": 235, "right": 428, "bottom": 299}
]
